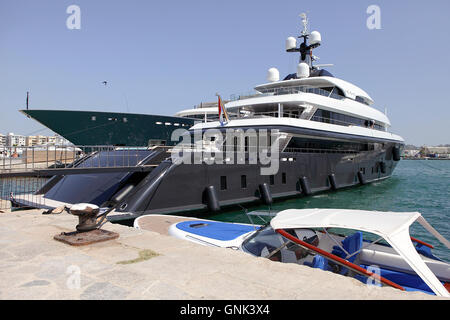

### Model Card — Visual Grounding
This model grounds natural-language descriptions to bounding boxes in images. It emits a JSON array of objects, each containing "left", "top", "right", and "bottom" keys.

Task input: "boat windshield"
[
  {"left": 242, "top": 225, "right": 318, "bottom": 262},
  {"left": 241, "top": 225, "right": 284, "bottom": 257}
]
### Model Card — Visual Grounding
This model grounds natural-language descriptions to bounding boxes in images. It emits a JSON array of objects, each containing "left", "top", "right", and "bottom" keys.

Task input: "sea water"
[{"left": 209, "top": 160, "right": 450, "bottom": 262}]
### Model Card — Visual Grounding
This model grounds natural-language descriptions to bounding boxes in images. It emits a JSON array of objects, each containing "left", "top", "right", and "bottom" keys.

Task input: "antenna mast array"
[
  {"left": 286, "top": 13, "right": 322, "bottom": 66},
  {"left": 267, "top": 13, "right": 329, "bottom": 82}
]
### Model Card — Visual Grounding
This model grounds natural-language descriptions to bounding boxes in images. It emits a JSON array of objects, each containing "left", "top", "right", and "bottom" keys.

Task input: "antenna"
[
  {"left": 285, "top": 13, "right": 328, "bottom": 73},
  {"left": 300, "top": 12, "right": 308, "bottom": 35}
]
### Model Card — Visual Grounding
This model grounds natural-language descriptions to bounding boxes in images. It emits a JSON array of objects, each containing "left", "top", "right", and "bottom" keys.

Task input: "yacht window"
[
  {"left": 241, "top": 175, "right": 247, "bottom": 189},
  {"left": 285, "top": 137, "right": 368, "bottom": 153},
  {"left": 220, "top": 176, "right": 227, "bottom": 190},
  {"left": 311, "top": 109, "right": 385, "bottom": 131},
  {"left": 282, "top": 173, "right": 287, "bottom": 184},
  {"left": 269, "top": 175, "right": 275, "bottom": 185}
]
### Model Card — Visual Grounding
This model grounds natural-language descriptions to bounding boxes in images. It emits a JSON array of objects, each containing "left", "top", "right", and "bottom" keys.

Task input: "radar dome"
[
  {"left": 285, "top": 37, "right": 297, "bottom": 51},
  {"left": 309, "top": 31, "right": 321, "bottom": 46},
  {"left": 267, "top": 68, "right": 280, "bottom": 82},
  {"left": 297, "top": 63, "right": 310, "bottom": 78}
]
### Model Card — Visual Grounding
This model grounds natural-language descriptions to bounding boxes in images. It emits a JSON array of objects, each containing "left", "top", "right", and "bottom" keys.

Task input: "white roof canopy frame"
[{"left": 270, "top": 209, "right": 450, "bottom": 297}]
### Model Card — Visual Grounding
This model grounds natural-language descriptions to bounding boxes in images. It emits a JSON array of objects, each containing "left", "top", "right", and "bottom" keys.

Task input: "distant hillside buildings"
[
  {"left": 419, "top": 147, "right": 450, "bottom": 159},
  {"left": 402, "top": 146, "right": 450, "bottom": 159},
  {"left": 0, "top": 133, "right": 71, "bottom": 147}
]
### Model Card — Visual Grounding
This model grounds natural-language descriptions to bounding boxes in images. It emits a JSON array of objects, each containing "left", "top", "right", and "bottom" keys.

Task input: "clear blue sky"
[{"left": 1, "top": 0, "right": 449, "bottom": 146}]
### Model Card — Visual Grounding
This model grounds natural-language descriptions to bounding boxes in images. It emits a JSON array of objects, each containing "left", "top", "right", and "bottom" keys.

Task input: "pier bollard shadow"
[{"left": 53, "top": 203, "right": 119, "bottom": 246}]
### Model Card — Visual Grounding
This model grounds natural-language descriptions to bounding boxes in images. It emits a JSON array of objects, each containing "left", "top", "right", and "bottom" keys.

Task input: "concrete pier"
[{"left": 0, "top": 209, "right": 443, "bottom": 300}]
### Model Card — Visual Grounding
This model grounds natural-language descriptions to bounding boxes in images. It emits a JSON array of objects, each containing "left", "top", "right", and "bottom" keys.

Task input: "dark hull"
[
  {"left": 114, "top": 145, "right": 399, "bottom": 219},
  {"left": 32, "top": 123, "right": 403, "bottom": 220},
  {"left": 21, "top": 109, "right": 195, "bottom": 146}
]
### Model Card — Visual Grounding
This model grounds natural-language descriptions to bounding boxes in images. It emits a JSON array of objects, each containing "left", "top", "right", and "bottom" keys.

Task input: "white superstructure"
[{"left": 190, "top": 14, "right": 403, "bottom": 144}]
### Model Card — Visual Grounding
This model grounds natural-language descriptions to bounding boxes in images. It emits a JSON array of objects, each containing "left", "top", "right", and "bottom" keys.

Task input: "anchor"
[{"left": 53, "top": 203, "right": 119, "bottom": 246}]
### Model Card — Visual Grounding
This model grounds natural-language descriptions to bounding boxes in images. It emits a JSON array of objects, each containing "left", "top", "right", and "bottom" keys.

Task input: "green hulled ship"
[{"left": 20, "top": 107, "right": 218, "bottom": 146}]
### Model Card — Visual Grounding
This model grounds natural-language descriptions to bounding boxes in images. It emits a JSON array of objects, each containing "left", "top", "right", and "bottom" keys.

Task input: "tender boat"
[{"left": 135, "top": 209, "right": 450, "bottom": 297}]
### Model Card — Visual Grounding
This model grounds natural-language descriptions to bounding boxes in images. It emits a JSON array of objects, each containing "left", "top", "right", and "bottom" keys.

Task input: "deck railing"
[
  {"left": 229, "top": 85, "right": 345, "bottom": 102},
  {"left": 0, "top": 145, "right": 165, "bottom": 174},
  {"left": 0, "top": 144, "right": 170, "bottom": 211}
]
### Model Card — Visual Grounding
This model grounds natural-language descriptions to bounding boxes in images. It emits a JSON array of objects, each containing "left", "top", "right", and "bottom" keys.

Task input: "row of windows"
[
  {"left": 285, "top": 137, "right": 376, "bottom": 153},
  {"left": 155, "top": 121, "right": 189, "bottom": 127},
  {"left": 91, "top": 116, "right": 128, "bottom": 123},
  {"left": 312, "top": 109, "right": 385, "bottom": 131},
  {"left": 184, "top": 114, "right": 220, "bottom": 121},
  {"left": 90, "top": 116, "right": 191, "bottom": 127}
]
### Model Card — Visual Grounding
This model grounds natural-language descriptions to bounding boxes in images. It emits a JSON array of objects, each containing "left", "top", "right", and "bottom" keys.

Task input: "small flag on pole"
[{"left": 217, "top": 94, "right": 229, "bottom": 126}]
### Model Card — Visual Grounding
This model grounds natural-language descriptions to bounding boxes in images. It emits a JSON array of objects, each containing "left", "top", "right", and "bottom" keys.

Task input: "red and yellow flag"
[{"left": 218, "top": 95, "right": 229, "bottom": 125}]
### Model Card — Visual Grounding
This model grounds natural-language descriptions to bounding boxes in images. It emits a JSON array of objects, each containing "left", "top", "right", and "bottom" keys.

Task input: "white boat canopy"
[{"left": 270, "top": 208, "right": 450, "bottom": 297}]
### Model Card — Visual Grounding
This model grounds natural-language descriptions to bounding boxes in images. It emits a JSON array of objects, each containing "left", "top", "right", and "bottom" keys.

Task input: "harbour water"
[{"left": 209, "top": 160, "right": 450, "bottom": 262}]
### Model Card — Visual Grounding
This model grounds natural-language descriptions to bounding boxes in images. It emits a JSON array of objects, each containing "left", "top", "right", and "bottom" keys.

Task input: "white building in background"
[
  {"left": 1, "top": 133, "right": 73, "bottom": 147},
  {"left": 6, "top": 133, "right": 26, "bottom": 147},
  {"left": 26, "top": 135, "right": 48, "bottom": 147}
]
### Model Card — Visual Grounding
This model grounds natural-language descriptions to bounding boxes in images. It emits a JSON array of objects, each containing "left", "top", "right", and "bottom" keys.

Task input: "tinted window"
[
  {"left": 241, "top": 175, "right": 247, "bottom": 188},
  {"left": 311, "top": 109, "right": 385, "bottom": 131},
  {"left": 285, "top": 137, "right": 373, "bottom": 153},
  {"left": 43, "top": 150, "right": 153, "bottom": 205},
  {"left": 220, "top": 176, "right": 227, "bottom": 190}
]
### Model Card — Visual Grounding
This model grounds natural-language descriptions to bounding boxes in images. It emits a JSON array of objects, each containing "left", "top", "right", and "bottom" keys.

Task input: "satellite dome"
[
  {"left": 297, "top": 63, "right": 310, "bottom": 78},
  {"left": 267, "top": 68, "right": 280, "bottom": 82},
  {"left": 309, "top": 31, "right": 321, "bottom": 46},
  {"left": 285, "top": 37, "right": 297, "bottom": 51}
]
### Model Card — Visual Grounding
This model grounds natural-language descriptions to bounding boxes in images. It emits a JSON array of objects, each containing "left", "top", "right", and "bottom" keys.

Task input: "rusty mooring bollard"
[{"left": 53, "top": 203, "right": 119, "bottom": 246}]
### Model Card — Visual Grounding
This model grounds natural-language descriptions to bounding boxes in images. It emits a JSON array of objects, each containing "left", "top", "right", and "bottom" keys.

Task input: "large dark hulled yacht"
[{"left": 14, "top": 14, "right": 404, "bottom": 220}]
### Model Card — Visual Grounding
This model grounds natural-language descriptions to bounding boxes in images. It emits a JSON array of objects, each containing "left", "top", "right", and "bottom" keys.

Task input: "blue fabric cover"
[
  {"left": 304, "top": 233, "right": 364, "bottom": 275},
  {"left": 304, "top": 255, "right": 329, "bottom": 270},
  {"left": 354, "top": 272, "right": 434, "bottom": 295},
  {"left": 359, "top": 264, "right": 436, "bottom": 294},
  {"left": 332, "top": 232, "right": 364, "bottom": 262},
  {"left": 331, "top": 232, "right": 363, "bottom": 275},
  {"left": 175, "top": 220, "right": 256, "bottom": 241},
  {"left": 415, "top": 243, "right": 441, "bottom": 261}
]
